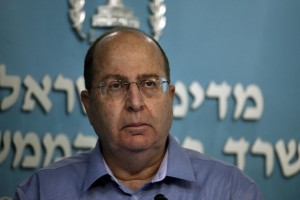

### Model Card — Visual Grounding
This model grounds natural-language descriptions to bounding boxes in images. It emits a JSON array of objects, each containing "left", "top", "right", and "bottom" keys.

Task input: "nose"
[{"left": 125, "top": 83, "right": 145, "bottom": 112}]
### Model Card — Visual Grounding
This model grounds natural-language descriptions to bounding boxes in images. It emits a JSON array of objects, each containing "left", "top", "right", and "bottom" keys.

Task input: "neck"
[{"left": 101, "top": 144, "right": 167, "bottom": 191}]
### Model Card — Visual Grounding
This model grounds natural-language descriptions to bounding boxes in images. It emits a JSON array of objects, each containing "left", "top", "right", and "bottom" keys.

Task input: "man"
[{"left": 15, "top": 28, "right": 262, "bottom": 199}]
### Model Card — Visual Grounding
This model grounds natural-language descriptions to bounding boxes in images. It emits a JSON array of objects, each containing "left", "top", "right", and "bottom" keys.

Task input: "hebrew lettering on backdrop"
[
  {"left": 0, "top": 130, "right": 11, "bottom": 164},
  {"left": 173, "top": 81, "right": 189, "bottom": 118},
  {"left": 224, "top": 137, "right": 300, "bottom": 177},
  {"left": 233, "top": 83, "right": 264, "bottom": 120},
  {"left": 173, "top": 80, "right": 264, "bottom": 119},
  {"left": 206, "top": 81, "right": 231, "bottom": 120},
  {"left": 0, "top": 65, "right": 264, "bottom": 119},
  {"left": 189, "top": 81, "right": 205, "bottom": 110},
  {"left": 13, "top": 131, "right": 41, "bottom": 168},
  {"left": 73, "top": 132, "right": 97, "bottom": 151},
  {"left": 182, "top": 136, "right": 204, "bottom": 153},
  {"left": 0, "top": 131, "right": 98, "bottom": 168},
  {"left": 1, "top": 129, "right": 300, "bottom": 178},
  {"left": 0, "top": 64, "right": 21, "bottom": 110},
  {"left": 0, "top": 196, "right": 12, "bottom": 200},
  {"left": 223, "top": 137, "right": 250, "bottom": 170},
  {"left": 42, "top": 133, "right": 71, "bottom": 167},
  {"left": 251, "top": 138, "right": 274, "bottom": 176},
  {"left": 275, "top": 139, "right": 300, "bottom": 177},
  {"left": 22, "top": 75, "right": 52, "bottom": 112},
  {"left": 53, "top": 74, "right": 75, "bottom": 113}
]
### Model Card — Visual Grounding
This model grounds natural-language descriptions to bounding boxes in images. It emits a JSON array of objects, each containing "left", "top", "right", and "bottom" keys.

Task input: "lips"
[
  {"left": 121, "top": 122, "right": 150, "bottom": 132},
  {"left": 124, "top": 122, "right": 147, "bottom": 127}
]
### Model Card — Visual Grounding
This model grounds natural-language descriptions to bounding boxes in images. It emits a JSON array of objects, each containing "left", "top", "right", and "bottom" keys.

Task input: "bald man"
[{"left": 15, "top": 28, "right": 262, "bottom": 200}]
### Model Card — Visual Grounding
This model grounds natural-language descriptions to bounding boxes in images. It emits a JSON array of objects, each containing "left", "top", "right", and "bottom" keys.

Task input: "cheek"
[
  {"left": 90, "top": 100, "right": 120, "bottom": 133},
  {"left": 150, "top": 97, "right": 173, "bottom": 128}
]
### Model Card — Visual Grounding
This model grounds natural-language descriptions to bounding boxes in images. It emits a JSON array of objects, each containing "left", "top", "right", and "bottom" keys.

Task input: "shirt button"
[{"left": 131, "top": 195, "right": 139, "bottom": 200}]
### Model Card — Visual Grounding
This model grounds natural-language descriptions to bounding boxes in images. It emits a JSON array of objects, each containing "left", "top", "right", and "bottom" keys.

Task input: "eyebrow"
[
  {"left": 99, "top": 74, "right": 127, "bottom": 82},
  {"left": 138, "top": 73, "right": 160, "bottom": 80},
  {"left": 100, "top": 73, "right": 161, "bottom": 82}
]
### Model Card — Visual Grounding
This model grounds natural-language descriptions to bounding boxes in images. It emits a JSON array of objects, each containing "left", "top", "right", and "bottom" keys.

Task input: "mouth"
[
  {"left": 123, "top": 122, "right": 148, "bottom": 128},
  {"left": 122, "top": 122, "right": 150, "bottom": 133}
]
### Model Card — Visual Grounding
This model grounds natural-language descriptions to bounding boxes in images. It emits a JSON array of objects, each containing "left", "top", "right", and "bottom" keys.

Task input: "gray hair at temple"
[{"left": 83, "top": 27, "right": 170, "bottom": 91}]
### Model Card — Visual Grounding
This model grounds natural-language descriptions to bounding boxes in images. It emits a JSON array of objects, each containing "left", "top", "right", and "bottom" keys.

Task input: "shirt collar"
[
  {"left": 83, "top": 135, "right": 196, "bottom": 191},
  {"left": 166, "top": 135, "right": 196, "bottom": 182},
  {"left": 151, "top": 150, "right": 168, "bottom": 183},
  {"left": 101, "top": 145, "right": 169, "bottom": 185},
  {"left": 83, "top": 140, "right": 108, "bottom": 191}
]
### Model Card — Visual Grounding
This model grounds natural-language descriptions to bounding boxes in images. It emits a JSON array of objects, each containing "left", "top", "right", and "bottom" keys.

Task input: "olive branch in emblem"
[
  {"left": 69, "top": 0, "right": 86, "bottom": 39},
  {"left": 149, "top": 0, "right": 166, "bottom": 40}
]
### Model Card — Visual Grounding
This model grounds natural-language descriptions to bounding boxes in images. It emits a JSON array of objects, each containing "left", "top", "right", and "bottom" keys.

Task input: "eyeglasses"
[{"left": 97, "top": 77, "right": 170, "bottom": 99}]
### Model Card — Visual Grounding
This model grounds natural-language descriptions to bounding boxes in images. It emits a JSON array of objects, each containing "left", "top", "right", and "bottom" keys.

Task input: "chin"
[
  {"left": 126, "top": 139, "right": 166, "bottom": 153},
  {"left": 120, "top": 138, "right": 153, "bottom": 151}
]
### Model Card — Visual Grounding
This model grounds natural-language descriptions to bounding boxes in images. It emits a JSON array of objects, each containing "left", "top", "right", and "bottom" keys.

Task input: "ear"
[
  {"left": 169, "top": 84, "right": 175, "bottom": 102},
  {"left": 81, "top": 90, "right": 91, "bottom": 116}
]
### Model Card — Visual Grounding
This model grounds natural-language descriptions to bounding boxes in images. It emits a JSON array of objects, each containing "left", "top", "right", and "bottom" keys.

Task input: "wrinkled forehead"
[
  {"left": 95, "top": 31, "right": 158, "bottom": 56},
  {"left": 93, "top": 31, "right": 165, "bottom": 70}
]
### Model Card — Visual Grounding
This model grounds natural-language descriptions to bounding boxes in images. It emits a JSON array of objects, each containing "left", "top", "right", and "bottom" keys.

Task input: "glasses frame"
[{"left": 97, "top": 76, "right": 170, "bottom": 99}]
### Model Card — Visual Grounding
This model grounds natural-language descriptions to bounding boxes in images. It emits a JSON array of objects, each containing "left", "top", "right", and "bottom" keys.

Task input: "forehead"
[{"left": 93, "top": 32, "right": 166, "bottom": 79}]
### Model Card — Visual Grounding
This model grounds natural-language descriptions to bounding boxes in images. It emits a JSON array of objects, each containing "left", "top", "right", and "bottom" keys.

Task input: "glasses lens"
[
  {"left": 99, "top": 77, "right": 169, "bottom": 99},
  {"left": 102, "top": 80, "right": 126, "bottom": 98},
  {"left": 138, "top": 80, "right": 159, "bottom": 97}
]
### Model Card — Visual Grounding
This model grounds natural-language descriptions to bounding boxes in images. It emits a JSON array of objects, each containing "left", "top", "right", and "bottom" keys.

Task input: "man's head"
[
  {"left": 83, "top": 28, "right": 170, "bottom": 91},
  {"left": 81, "top": 27, "right": 175, "bottom": 156}
]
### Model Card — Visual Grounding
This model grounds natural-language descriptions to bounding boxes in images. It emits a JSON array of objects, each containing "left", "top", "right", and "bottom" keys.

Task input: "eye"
[
  {"left": 142, "top": 80, "right": 157, "bottom": 88},
  {"left": 108, "top": 81, "right": 123, "bottom": 90}
]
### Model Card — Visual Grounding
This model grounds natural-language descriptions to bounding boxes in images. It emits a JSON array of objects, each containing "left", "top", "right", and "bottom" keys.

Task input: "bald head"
[{"left": 83, "top": 28, "right": 170, "bottom": 90}]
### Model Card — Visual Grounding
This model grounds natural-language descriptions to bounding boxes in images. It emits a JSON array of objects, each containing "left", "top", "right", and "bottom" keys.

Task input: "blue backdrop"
[{"left": 1, "top": 0, "right": 300, "bottom": 199}]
